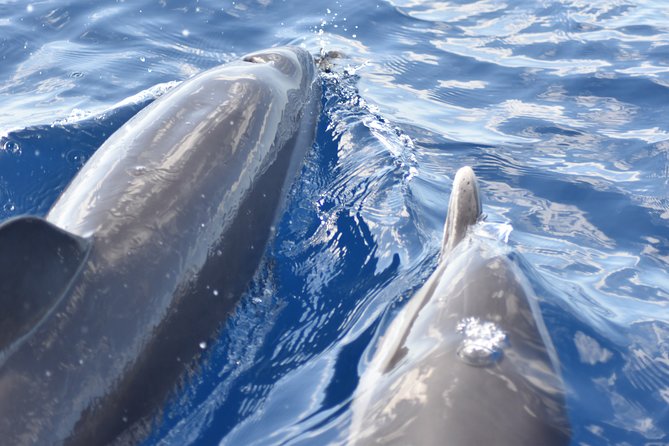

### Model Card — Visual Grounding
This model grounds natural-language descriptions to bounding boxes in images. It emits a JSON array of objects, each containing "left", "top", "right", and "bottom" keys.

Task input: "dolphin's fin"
[
  {"left": 0, "top": 216, "right": 90, "bottom": 350},
  {"left": 441, "top": 166, "right": 482, "bottom": 256}
]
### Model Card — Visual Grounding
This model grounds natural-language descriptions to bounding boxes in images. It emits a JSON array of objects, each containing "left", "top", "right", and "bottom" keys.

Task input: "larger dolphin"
[
  {"left": 0, "top": 46, "right": 320, "bottom": 445},
  {"left": 349, "top": 167, "right": 570, "bottom": 445}
]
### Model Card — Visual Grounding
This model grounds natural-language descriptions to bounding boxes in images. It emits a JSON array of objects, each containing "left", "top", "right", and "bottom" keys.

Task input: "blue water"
[{"left": 1, "top": 0, "right": 668, "bottom": 444}]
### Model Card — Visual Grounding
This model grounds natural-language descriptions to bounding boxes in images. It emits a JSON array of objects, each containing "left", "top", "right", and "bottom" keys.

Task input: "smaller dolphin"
[{"left": 349, "top": 167, "right": 570, "bottom": 445}]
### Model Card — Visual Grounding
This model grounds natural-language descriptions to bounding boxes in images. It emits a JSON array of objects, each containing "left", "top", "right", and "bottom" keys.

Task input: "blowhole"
[{"left": 244, "top": 56, "right": 266, "bottom": 64}]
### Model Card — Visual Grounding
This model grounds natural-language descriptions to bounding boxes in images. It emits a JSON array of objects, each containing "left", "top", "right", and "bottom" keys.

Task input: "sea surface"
[{"left": 1, "top": 0, "right": 668, "bottom": 445}]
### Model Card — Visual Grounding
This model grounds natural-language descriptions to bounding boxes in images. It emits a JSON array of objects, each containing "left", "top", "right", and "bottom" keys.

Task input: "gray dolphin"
[
  {"left": 0, "top": 46, "right": 320, "bottom": 445},
  {"left": 349, "top": 167, "right": 570, "bottom": 445}
]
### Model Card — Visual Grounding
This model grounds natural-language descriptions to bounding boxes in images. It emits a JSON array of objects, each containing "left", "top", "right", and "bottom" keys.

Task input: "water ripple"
[{"left": 1, "top": 0, "right": 668, "bottom": 445}]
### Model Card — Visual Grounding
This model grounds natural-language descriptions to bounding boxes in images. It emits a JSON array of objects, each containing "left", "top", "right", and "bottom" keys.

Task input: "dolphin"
[
  {"left": 349, "top": 167, "right": 570, "bottom": 445},
  {"left": 0, "top": 46, "right": 320, "bottom": 445}
]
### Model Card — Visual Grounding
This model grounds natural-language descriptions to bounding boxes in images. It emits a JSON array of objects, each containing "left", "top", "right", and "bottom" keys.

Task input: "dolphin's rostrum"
[
  {"left": 0, "top": 46, "right": 321, "bottom": 445},
  {"left": 349, "top": 167, "right": 571, "bottom": 445}
]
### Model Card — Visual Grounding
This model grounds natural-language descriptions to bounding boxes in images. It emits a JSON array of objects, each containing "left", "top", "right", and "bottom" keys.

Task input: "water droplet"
[
  {"left": 456, "top": 317, "right": 506, "bottom": 367},
  {"left": 181, "top": 29, "right": 190, "bottom": 37},
  {"left": 26, "top": 4, "right": 34, "bottom": 12},
  {"left": 45, "top": 370, "right": 52, "bottom": 377},
  {"left": 252, "top": 297, "right": 262, "bottom": 304},
  {"left": 139, "top": 56, "right": 146, "bottom": 62},
  {"left": 213, "top": 289, "right": 219, "bottom": 296},
  {"left": 3, "top": 140, "right": 20, "bottom": 154},
  {"left": 66, "top": 149, "right": 86, "bottom": 167},
  {"left": 199, "top": 341, "right": 207, "bottom": 349}
]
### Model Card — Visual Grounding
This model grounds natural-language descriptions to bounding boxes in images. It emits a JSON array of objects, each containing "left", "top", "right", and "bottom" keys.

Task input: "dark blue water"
[{"left": 2, "top": 1, "right": 668, "bottom": 444}]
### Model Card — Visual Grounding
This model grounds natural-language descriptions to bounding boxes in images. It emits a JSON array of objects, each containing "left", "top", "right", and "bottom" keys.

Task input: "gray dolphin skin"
[
  {"left": 0, "top": 46, "right": 320, "bottom": 445},
  {"left": 349, "top": 167, "right": 570, "bottom": 445}
]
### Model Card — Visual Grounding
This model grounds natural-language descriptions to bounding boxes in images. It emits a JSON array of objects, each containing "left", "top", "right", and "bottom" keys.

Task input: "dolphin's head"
[
  {"left": 243, "top": 47, "right": 317, "bottom": 93},
  {"left": 441, "top": 166, "right": 482, "bottom": 256}
]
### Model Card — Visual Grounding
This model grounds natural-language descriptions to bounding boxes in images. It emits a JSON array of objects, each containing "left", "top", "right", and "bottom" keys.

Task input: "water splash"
[{"left": 456, "top": 317, "right": 507, "bottom": 367}]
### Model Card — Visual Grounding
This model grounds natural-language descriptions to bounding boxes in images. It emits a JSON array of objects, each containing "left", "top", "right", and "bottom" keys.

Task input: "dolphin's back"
[
  {"left": 48, "top": 49, "right": 316, "bottom": 238},
  {"left": 351, "top": 246, "right": 570, "bottom": 445}
]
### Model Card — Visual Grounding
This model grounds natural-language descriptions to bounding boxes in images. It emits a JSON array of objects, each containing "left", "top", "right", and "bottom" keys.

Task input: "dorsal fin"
[
  {"left": 441, "top": 166, "right": 482, "bottom": 256},
  {"left": 0, "top": 216, "right": 90, "bottom": 351}
]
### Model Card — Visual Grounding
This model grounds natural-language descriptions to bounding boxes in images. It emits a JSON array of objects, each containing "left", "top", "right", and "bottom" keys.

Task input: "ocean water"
[{"left": 1, "top": 0, "right": 668, "bottom": 445}]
